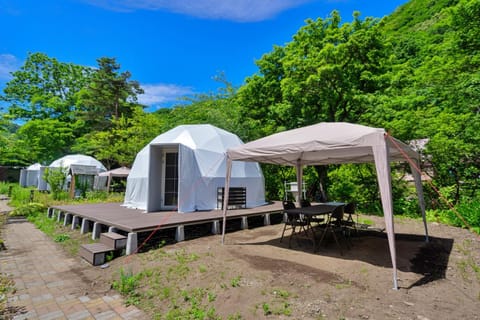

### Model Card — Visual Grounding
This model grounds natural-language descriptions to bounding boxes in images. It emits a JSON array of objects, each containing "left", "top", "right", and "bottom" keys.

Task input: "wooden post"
[{"left": 69, "top": 174, "right": 76, "bottom": 198}]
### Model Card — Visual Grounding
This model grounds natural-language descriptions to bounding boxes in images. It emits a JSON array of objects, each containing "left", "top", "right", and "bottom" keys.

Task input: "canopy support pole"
[
  {"left": 373, "top": 141, "right": 398, "bottom": 290},
  {"left": 221, "top": 157, "right": 233, "bottom": 244},
  {"left": 295, "top": 159, "right": 303, "bottom": 204},
  {"left": 410, "top": 161, "right": 429, "bottom": 242}
]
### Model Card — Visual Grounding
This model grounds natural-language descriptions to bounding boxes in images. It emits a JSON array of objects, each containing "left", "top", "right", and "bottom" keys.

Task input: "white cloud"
[
  {"left": 0, "top": 54, "right": 19, "bottom": 80},
  {"left": 138, "top": 83, "right": 194, "bottom": 107},
  {"left": 82, "top": 0, "right": 314, "bottom": 22}
]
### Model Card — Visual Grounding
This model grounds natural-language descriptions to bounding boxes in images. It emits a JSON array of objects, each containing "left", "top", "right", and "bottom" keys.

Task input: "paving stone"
[{"left": 0, "top": 214, "right": 147, "bottom": 320}]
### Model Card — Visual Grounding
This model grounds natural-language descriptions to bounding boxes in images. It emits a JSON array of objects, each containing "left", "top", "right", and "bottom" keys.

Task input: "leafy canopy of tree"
[
  {"left": 0, "top": 52, "right": 92, "bottom": 122},
  {"left": 75, "top": 57, "right": 144, "bottom": 132}
]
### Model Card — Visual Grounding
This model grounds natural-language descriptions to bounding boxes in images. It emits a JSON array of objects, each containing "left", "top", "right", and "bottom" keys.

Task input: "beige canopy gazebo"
[
  {"left": 98, "top": 166, "right": 130, "bottom": 192},
  {"left": 221, "top": 122, "right": 429, "bottom": 290}
]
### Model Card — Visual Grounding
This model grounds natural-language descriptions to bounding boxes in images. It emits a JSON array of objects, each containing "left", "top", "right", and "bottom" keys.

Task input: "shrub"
[
  {"left": 447, "top": 200, "right": 480, "bottom": 230},
  {"left": 44, "top": 167, "right": 68, "bottom": 200},
  {"left": 9, "top": 202, "right": 46, "bottom": 217}
]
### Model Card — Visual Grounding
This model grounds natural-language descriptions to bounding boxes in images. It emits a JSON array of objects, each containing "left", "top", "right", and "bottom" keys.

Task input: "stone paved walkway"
[{"left": 0, "top": 201, "right": 147, "bottom": 320}]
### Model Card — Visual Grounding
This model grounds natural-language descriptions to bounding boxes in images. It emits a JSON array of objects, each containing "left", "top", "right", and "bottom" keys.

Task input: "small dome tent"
[
  {"left": 49, "top": 154, "right": 107, "bottom": 172},
  {"left": 48, "top": 154, "right": 107, "bottom": 196},
  {"left": 19, "top": 163, "right": 43, "bottom": 187},
  {"left": 124, "top": 124, "right": 266, "bottom": 213}
]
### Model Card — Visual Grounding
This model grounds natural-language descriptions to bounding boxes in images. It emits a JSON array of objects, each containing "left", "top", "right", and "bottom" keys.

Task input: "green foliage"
[
  {"left": 327, "top": 164, "right": 381, "bottom": 213},
  {"left": 54, "top": 234, "right": 70, "bottom": 243},
  {"left": 75, "top": 176, "right": 92, "bottom": 198},
  {"left": 75, "top": 57, "right": 144, "bottom": 132},
  {"left": 230, "top": 275, "right": 241, "bottom": 287},
  {"left": 446, "top": 200, "right": 480, "bottom": 231},
  {"left": 0, "top": 52, "right": 92, "bottom": 122},
  {"left": 84, "top": 190, "right": 109, "bottom": 201},
  {"left": 0, "top": 182, "right": 13, "bottom": 195},
  {"left": 15, "top": 119, "right": 76, "bottom": 164},
  {"left": 44, "top": 167, "right": 67, "bottom": 200},
  {"left": 0, "top": 273, "right": 15, "bottom": 315},
  {"left": 72, "top": 108, "right": 166, "bottom": 168},
  {"left": 9, "top": 186, "right": 34, "bottom": 207},
  {"left": 112, "top": 268, "right": 141, "bottom": 295},
  {"left": 9, "top": 202, "right": 46, "bottom": 217}
]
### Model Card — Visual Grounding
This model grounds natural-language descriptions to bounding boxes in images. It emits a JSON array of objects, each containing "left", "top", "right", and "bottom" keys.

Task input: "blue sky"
[{"left": 0, "top": 0, "right": 408, "bottom": 110}]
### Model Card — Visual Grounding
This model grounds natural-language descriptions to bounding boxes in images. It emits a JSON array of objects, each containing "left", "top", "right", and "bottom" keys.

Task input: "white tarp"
[
  {"left": 20, "top": 163, "right": 41, "bottom": 187},
  {"left": 19, "top": 163, "right": 48, "bottom": 189},
  {"left": 123, "top": 124, "right": 266, "bottom": 213},
  {"left": 222, "top": 122, "right": 428, "bottom": 290}
]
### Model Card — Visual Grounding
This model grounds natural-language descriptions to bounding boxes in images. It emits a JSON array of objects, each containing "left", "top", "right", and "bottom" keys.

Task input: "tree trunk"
[{"left": 314, "top": 165, "right": 329, "bottom": 202}]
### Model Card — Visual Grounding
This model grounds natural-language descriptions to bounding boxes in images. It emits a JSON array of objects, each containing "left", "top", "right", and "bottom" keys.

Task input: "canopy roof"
[
  {"left": 222, "top": 122, "right": 428, "bottom": 290},
  {"left": 227, "top": 122, "right": 419, "bottom": 165},
  {"left": 99, "top": 166, "right": 130, "bottom": 177}
]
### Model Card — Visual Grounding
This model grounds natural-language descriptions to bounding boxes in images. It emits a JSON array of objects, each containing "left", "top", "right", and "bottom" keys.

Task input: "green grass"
[{"left": 455, "top": 239, "right": 480, "bottom": 282}]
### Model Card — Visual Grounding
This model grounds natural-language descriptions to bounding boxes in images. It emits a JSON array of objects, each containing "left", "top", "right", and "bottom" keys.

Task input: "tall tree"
[
  {"left": 72, "top": 107, "right": 165, "bottom": 168},
  {"left": 15, "top": 119, "right": 76, "bottom": 164},
  {"left": 0, "top": 52, "right": 92, "bottom": 122},
  {"left": 75, "top": 57, "right": 144, "bottom": 131},
  {"left": 238, "top": 11, "right": 391, "bottom": 137}
]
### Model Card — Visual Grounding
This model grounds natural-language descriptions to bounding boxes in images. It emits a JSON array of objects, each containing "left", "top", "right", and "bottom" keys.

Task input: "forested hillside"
[{"left": 0, "top": 0, "right": 479, "bottom": 225}]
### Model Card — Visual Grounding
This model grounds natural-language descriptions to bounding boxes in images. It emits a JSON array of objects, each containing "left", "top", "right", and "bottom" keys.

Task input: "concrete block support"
[
  {"left": 49, "top": 208, "right": 55, "bottom": 219},
  {"left": 72, "top": 215, "right": 80, "bottom": 230},
  {"left": 92, "top": 222, "right": 101, "bottom": 240},
  {"left": 80, "top": 219, "right": 90, "bottom": 234},
  {"left": 63, "top": 213, "right": 72, "bottom": 227},
  {"left": 176, "top": 225, "right": 185, "bottom": 242},
  {"left": 47, "top": 207, "right": 53, "bottom": 218},
  {"left": 108, "top": 226, "right": 118, "bottom": 233},
  {"left": 126, "top": 232, "right": 138, "bottom": 255},
  {"left": 211, "top": 220, "right": 220, "bottom": 234},
  {"left": 264, "top": 214, "right": 271, "bottom": 226},
  {"left": 57, "top": 211, "right": 64, "bottom": 223},
  {"left": 241, "top": 216, "right": 248, "bottom": 230}
]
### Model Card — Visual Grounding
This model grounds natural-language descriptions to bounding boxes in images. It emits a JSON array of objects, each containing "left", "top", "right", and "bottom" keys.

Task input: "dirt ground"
[{"left": 74, "top": 214, "right": 480, "bottom": 320}]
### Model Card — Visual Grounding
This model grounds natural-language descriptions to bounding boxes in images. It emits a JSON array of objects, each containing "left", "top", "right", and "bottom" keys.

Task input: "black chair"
[
  {"left": 280, "top": 200, "right": 310, "bottom": 248},
  {"left": 318, "top": 205, "right": 349, "bottom": 254},
  {"left": 343, "top": 202, "right": 357, "bottom": 235}
]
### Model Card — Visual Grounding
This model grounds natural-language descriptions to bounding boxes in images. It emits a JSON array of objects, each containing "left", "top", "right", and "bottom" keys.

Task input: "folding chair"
[
  {"left": 317, "top": 205, "right": 349, "bottom": 254},
  {"left": 280, "top": 200, "right": 311, "bottom": 248},
  {"left": 343, "top": 202, "right": 357, "bottom": 236}
]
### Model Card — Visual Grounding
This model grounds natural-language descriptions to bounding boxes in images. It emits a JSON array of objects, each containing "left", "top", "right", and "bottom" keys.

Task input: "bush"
[
  {"left": 447, "top": 200, "right": 480, "bottom": 230},
  {"left": 9, "top": 202, "right": 46, "bottom": 217},
  {"left": 426, "top": 200, "right": 480, "bottom": 234},
  {"left": 44, "top": 167, "right": 68, "bottom": 200}
]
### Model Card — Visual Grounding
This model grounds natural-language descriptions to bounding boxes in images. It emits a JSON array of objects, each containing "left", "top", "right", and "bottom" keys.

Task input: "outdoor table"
[{"left": 284, "top": 202, "right": 345, "bottom": 251}]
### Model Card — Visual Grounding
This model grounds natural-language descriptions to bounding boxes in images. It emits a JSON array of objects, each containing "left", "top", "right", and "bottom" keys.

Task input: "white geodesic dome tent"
[
  {"left": 48, "top": 154, "right": 107, "bottom": 194},
  {"left": 49, "top": 154, "right": 107, "bottom": 172},
  {"left": 123, "top": 124, "right": 266, "bottom": 213}
]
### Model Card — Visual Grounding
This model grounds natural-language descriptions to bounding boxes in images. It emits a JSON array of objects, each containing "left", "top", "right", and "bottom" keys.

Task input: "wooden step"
[
  {"left": 100, "top": 232, "right": 127, "bottom": 250},
  {"left": 79, "top": 243, "right": 112, "bottom": 266}
]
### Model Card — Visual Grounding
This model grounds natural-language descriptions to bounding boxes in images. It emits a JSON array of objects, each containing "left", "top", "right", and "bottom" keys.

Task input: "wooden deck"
[{"left": 49, "top": 202, "right": 284, "bottom": 234}]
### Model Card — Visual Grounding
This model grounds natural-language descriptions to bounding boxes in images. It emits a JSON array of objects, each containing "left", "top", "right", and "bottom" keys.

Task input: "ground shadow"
[{"left": 235, "top": 228, "right": 453, "bottom": 289}]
